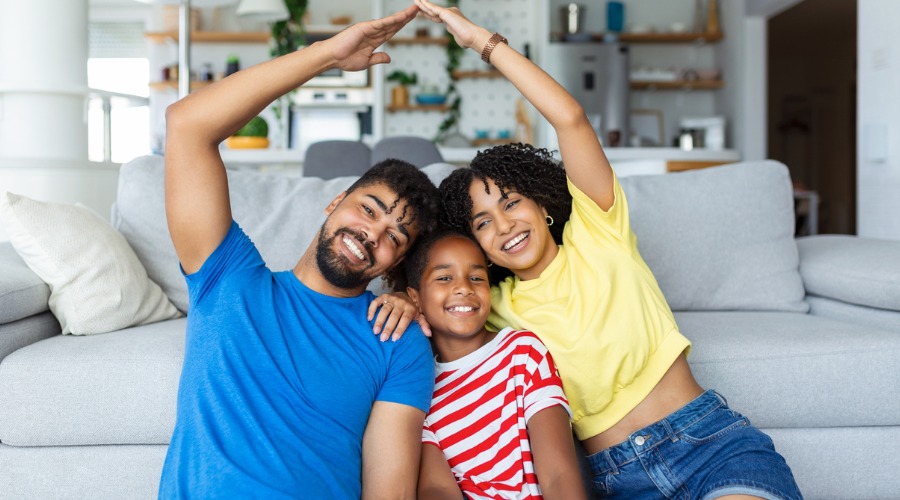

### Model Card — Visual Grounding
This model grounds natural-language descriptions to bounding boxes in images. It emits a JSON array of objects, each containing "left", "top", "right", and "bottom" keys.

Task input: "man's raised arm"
[{"left": 164, "top": 5, "right": 419, "bottom": 273}]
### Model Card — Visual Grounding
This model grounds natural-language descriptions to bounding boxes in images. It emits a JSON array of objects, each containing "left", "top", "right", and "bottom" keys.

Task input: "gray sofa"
[{"left": 1, "top": 155, "right": 898, "bottom": 499}]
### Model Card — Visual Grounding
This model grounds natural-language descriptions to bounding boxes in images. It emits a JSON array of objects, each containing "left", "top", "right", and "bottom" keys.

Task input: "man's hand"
[
  {"left": 326, "top": 5, "right": 419, "bottom": 72},
  {"left": 368, "top": 291, "right": 432, "bottom": 341}
]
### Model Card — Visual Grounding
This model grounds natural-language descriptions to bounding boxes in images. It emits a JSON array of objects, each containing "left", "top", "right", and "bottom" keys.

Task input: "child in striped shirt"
[{"left": 405, "top": 228, "right": 586, "bottom": 500}]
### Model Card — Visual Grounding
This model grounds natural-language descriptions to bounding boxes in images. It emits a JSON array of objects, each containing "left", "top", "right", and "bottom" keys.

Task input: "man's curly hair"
[
  {"left": 346, "top": 159, "right": 441, "bottom": 289},
  {"left": 438, "top": 143, "right": 572, "bottom": 284}
]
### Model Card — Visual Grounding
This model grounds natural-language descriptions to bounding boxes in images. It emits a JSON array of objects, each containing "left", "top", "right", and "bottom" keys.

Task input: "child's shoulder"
[{"left": 498, "top": 328, "right": 549, "bottom": 351}]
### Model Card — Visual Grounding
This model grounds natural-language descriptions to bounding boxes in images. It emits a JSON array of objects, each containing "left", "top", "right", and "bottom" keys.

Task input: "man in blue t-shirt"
[{"left": 158, "top": 6, "right": 438, "bottom": 498}]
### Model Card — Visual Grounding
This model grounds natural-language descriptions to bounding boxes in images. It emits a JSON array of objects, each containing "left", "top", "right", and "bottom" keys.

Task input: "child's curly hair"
[{"left": 438, "top": 143, "right": 572, "bottom": 284}]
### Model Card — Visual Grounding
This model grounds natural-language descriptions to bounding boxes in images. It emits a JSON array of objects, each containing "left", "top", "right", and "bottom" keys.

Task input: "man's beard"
[{"left": 315, "top": 227, "right": 377, "bottom": 290}]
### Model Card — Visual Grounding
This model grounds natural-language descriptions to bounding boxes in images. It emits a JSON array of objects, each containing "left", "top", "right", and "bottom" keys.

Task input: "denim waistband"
[{"left": 586, "top": 389, "right": 726, "bottom": 473}]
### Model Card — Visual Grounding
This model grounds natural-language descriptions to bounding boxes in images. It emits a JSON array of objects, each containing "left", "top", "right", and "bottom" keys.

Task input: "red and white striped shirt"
[{"left": 422, "top": 328, "right": 571, "bottom": 499}]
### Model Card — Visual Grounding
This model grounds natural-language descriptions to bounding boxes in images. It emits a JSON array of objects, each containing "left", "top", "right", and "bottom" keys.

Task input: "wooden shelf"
[
  {"left": 144, "top": 31, "right": 269, "bottom": 43},
  {"left": 386, "top": 36, "right": 448, "bottom": 46},
  {"left": 386, "top": 103, "right": 450, "bottom": 113},
  {"left": 149, "top": 81, "right": 214, "bottom": 91},
  {"left": 630, "top": 80, "right": 724, "bottom": 91},
  {"left": 452, "top": 70, "right": 503, "bottom": 79},
  {"left": 619, "top": 31, "right": 724, "bottom": 43},
  {"left": 551, "top": 31, "right": 723, "bottom": 43}
]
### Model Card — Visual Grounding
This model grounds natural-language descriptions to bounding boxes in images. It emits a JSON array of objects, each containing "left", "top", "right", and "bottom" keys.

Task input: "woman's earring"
[
  {"left": 546, "top": 215, "right": 554, "bottom": 227},
  {"left": 487, "top": 260, "right": 494, "bottom": 267}
]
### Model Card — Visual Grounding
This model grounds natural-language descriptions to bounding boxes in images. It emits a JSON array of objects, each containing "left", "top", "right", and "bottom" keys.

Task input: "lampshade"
[{"left": 236, "top": 0, "right": 289, "bottom": 21}]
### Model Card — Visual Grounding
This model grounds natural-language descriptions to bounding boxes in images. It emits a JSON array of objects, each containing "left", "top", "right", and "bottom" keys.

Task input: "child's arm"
[
  {"left": 417, "top": 443, "right": 465, "bottom": 500},
  {"left": 527, "top": 406, "right": 588, "bottom": 500},
  {"left": 415, "top": 0, "right": 614, "bottom": 211}
]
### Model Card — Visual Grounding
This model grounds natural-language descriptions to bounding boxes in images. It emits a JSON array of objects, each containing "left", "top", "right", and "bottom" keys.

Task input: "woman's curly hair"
[{"left": 438, "top": 143, "right": 572, "bottom": 284}]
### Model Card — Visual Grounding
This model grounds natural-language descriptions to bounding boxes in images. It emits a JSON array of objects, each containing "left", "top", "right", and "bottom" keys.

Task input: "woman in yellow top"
[{"left": 415, "top": 1, "right": 801, "bottom": 498}]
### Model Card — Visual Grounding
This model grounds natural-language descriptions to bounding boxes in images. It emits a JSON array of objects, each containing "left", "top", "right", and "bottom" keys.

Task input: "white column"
[
  {"left": 0, "top": 0, "right": 89, "bottom": 162},
  {"left": 0, "top": 0, "right": 121, "bottom": 241}
]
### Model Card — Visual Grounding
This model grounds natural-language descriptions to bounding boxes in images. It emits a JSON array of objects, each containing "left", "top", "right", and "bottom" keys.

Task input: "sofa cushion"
[
  {"left": 620, "top": 161, "right": 808, "bottom": 313},
  {"left": 0, "top": 242, "right": 49, "bottom": 324},
  {"left": 806, "top": 295, "right": 900, "bottom": 334},
  {"left": 798, "top": 235, "right": 900, "bottom": 311},
  {"left": 112, "top": 156, "right": 458, "bottom": 312},
  {"left": 678, "top": 311, "right": 900, "bottom": 429},
  {"left": 0, "top": 192, "right": 182, "bottom": 335},
  {"left": 0, "top": 312, "right": 60, "bottom": 363},
  {"left": 0, "top": 319, "right": 186, "bottom": 446}
]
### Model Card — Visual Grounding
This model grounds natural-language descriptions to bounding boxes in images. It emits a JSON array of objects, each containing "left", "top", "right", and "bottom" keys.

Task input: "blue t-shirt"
[{"left": 158, "top": 222, "right": 433, "bottom": 499}]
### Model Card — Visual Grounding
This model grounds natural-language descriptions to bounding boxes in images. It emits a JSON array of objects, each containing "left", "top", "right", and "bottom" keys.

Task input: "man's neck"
[{"left": 293, "top": 246, "right": 368, "bottom": 298}]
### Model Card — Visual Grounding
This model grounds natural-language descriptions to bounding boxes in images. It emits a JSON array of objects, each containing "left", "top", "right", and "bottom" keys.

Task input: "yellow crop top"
[{"left": 487, "top": 174, "right": 691, "bottom": 440}]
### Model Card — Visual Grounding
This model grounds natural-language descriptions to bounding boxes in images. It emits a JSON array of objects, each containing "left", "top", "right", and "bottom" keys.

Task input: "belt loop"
[
  {"left": 662, "top": 418, "right": 679, "bottom": 443},
  {"left": 603, "top": 450, "right": 619, "bottom": 475},
  {"left": 713, "top": 389, "right": 728, "bottom": 407}
]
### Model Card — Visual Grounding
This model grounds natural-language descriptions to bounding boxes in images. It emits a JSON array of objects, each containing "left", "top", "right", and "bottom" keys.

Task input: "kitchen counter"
[
  {"left": 219, "top": 145, "right": 741, "bottom": 177},
  {"left": 439, "top": 146, "right": 741, "bottom": 176}
]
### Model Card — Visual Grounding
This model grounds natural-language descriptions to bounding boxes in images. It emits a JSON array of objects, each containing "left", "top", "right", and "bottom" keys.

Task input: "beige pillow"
[{"left": 0, "top": 191, "right": 182, "bottom": 335}]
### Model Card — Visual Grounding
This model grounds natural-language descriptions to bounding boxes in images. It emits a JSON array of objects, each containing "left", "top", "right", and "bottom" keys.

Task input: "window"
[{"left": 88, "top": 22, "right": 150, "bottom": 163}]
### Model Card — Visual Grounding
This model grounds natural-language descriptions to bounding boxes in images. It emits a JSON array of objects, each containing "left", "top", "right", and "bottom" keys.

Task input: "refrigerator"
[{"left": 540, "top": 42, "right": 630, "bottom": 150}]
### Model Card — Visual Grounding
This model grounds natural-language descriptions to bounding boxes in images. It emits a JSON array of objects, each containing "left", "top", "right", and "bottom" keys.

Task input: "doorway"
[{"left": 767, "top": 0, "right": 857, "bottom": 235}]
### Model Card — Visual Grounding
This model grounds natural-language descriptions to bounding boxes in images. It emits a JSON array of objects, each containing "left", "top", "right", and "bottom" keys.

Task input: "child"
[
  {"left": 414, "top": 0, "right": 803, "bottom": 498},
  {"left": 405, "top": 227, "right": 586, "bottom": 500}
]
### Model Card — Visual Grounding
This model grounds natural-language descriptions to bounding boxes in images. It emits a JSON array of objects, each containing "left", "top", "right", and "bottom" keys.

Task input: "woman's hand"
[
  {"left": 368, "top": 292, "right": 433, "bottom": 341},
  {"left": 414, "top": 0, "right": 491, "bottom": 52},
  {"left": 325, "top": 5, "right": 419, "bottom": 72}
]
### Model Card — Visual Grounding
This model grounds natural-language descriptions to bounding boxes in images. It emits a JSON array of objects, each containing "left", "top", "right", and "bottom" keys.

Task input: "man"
[{"left": 158, "top": 6, "right": 437, "bottom": 498}]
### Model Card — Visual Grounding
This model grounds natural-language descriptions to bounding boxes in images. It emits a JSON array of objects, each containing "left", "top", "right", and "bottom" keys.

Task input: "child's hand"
[
  {"left": 368, "top": 291, "right": 431, "bottom": 341},
  {"left": 414, "top": 0, "right": 490, "bottom": 52}
]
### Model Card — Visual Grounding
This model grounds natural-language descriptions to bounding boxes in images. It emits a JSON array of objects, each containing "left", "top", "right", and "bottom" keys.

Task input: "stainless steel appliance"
[
  {"left": 289, "top": 88, "right": 373, "bottom": 155},
  {"left": 541, "top": 42, "right": 630, "bottom": 149}
]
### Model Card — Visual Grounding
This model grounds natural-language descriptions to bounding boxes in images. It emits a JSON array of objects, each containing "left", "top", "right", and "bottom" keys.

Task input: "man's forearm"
[{"left": 166, "top": 42, "right": 335, "bottom": 146}]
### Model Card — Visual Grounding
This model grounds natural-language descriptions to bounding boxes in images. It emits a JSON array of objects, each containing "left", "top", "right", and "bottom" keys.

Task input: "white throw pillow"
[{"left": 0, "top": 192, "right": 183, "bottom": 335}]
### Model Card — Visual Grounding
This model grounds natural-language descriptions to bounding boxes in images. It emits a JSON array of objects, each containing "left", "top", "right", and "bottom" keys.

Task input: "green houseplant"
[
  {"left": 387, "top": 70, "right": 418, "bottom": 107},
  {"left": 268, "top": 0, "right": 309, "bottom": 141},
  {"left": 435, "top": 0, "right": 462, "bottom": 143},
  {"left": 226, "top": 116, "right": 269, "bottom": 149}
]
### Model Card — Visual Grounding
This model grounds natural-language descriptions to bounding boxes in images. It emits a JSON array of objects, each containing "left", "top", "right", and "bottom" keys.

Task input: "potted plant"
[
  {"left": 226, "top": 116, "right": 269, "bottom": 149},
  {"left": 387, "top": 70, "right": 418, "bottom": 107}
]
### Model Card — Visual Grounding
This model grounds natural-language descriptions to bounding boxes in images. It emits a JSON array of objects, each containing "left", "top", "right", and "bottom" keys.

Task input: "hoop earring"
[
  {"left": 546, "top": 215, "right": 554, "bottom": 227},
  {"left": 487, "top": 260, "right": 494, "bottom": 268}
]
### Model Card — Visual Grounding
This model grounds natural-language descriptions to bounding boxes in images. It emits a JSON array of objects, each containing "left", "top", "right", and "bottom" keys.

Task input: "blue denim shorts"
[{"left": 586, "top": 390, "right": 802, "bottom": 499}]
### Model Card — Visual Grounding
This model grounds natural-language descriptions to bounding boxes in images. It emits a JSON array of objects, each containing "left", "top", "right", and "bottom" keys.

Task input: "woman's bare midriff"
[{"left": 582, "top": 353, "right": 704, "bottom": 455}]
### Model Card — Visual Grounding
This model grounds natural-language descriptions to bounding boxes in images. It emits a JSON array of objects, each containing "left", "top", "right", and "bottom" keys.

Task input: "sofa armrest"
[
  {"left": 797, "top": 235, "right": 900, "bottom": 312},
  {"left": 0, "top": 242, "right": 50, "bottom": 324}
]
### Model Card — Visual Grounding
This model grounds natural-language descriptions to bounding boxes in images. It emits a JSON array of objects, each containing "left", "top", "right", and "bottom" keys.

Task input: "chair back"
[
  {"left": 371, "top": 136, "right": 443, "bottom": 169},
  {"left": 303, "top": 140, "right": 372, "bottom": 179}
]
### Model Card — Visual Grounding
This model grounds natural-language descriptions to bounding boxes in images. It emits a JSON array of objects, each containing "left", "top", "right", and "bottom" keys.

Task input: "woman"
[{"left": 415, "top": 0, "right": 802, "bottom": 498}]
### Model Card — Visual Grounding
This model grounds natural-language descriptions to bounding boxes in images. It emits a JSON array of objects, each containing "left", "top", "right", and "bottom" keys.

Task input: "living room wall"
[{"left": 857, "top": 0, "right": 900, "bottom": 240}]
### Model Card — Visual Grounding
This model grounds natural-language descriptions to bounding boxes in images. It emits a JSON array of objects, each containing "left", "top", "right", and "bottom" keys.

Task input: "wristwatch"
[{"left": 481, "top": 32, "right": 509, "bottom": 64}]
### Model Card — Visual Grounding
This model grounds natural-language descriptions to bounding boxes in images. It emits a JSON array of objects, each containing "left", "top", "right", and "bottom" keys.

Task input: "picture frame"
[{"left": 630, "top": 109, "right": 665, "bottom": 147}]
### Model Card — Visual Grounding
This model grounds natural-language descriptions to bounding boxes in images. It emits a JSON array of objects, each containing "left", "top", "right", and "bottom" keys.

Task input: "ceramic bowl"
[{"left": 415, "top": 94, "right": 447, "bottom": 105}]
